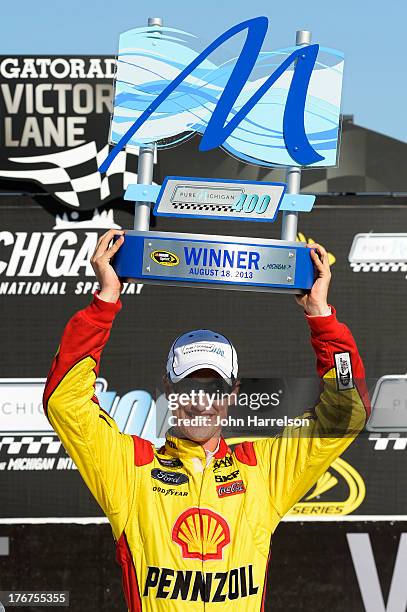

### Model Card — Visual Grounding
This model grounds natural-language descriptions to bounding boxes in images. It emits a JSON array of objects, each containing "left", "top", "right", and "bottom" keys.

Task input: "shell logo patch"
[
  {"left": 150, "top": 250, "right": 180, "bottom": 266},
  {"left": 172, "top": 507, "right": 230, "bottom": 561}
]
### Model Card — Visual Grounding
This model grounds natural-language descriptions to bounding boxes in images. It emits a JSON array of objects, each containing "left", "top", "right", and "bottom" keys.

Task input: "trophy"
[{"left": 99, "top": 17, "right": 344, "bottom": 293}]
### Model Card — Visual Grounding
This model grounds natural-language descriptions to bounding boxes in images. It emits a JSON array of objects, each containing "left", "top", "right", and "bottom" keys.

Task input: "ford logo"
[{"left": 151, "top": 469, "right": 188, "bottom": 486}]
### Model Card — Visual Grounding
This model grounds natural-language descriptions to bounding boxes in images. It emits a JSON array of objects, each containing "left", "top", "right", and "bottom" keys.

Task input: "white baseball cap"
[{"left": 166, "top": 329, "right": 238, "bottom": 385}]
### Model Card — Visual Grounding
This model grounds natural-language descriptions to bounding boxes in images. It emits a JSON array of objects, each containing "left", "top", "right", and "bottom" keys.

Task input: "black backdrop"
[
  {"left": 2, "top": 194, "right": 407, "bottom": 612},
  {"left": 1, "top": 192, "right": 407, "bottom": 518}
]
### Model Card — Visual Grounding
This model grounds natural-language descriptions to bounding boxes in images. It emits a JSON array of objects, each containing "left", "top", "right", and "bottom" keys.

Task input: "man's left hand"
[{"left": 295, "top": 243, "right": 331, "bottom": 316}]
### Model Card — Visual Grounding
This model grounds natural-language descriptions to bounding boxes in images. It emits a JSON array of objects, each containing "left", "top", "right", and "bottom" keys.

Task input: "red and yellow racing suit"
[{"left": 43, "top": 292, "right": 370, "bottom": 611}]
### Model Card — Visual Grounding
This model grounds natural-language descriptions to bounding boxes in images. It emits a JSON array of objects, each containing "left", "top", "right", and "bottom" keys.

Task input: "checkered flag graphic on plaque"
[{"left": 172, "top": 202, "right": 232, "bottom": 212}]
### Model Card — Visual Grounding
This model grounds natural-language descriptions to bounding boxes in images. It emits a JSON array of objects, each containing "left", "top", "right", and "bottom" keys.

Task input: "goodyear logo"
[{"left": 150, "top": 250, "right": 180, "bottom": 266}]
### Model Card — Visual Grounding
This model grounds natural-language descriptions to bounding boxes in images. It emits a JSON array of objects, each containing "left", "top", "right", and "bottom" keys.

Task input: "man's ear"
[{"left": 228, "top": 378, "right": 240, "bottom": 406}]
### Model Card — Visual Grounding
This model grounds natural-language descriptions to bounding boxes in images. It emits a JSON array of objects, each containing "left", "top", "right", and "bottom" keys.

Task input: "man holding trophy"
[{"left": 43, "top": 229, "right": 370, "bottom": 610}]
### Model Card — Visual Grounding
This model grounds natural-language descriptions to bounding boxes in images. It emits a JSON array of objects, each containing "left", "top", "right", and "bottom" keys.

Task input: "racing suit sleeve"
[
  {"left": 253, "top": 306, "right": 370, "bottom": 519},
  {"left": 42, "top": 291, "right": 135, "bottom": 538}
]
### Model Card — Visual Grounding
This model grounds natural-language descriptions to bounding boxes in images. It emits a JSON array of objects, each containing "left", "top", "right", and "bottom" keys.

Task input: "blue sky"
[{"left": 1, "top": 0, "right": 406, "bottom": 142}]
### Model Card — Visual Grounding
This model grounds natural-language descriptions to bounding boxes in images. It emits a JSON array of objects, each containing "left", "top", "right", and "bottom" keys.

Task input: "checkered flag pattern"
[
  {"left": 0, "top": 141, "right": 139, "bottom": 209},
  {"left": 0, "top": 436, "right": 62, "bottom": 455},
  {"left": 351, "top": 263, "right": 407, "bottom": 272},
  {"left": 172, "top": 202, "right": 232, "bottom": 213}
]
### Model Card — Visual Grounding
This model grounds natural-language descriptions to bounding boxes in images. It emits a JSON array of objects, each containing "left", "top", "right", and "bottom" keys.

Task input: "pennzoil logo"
[
  {"left": 289, "top": 457, "right": 365, "bottom": 516},
  {"left": 172, "top": 507, "right": 230, "bottom": 561},
  {"left": 150, "top": 250, "right": 180, "bottom": 266},
  {"left": 143, "top": 565, "right": 258, "bottom": 601}
]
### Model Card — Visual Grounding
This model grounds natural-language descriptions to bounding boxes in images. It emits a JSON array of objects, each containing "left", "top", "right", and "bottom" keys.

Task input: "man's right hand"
[{"left": 90, "top": 229, "right": 125, "bottom": 303}]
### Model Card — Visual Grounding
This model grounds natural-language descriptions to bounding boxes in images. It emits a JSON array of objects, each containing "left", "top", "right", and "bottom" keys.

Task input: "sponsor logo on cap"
[
  {"left": 172, "top": 507, "right": 230, "bottom": 560},
  {"left": 181, "top": 343, "right": 225, "bottom": 356},
  {"left": 150, "top": 250, "right": 180, "bottom": 266}
]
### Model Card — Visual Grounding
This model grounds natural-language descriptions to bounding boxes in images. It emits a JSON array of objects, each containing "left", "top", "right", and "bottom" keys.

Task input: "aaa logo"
[{"left": 172, "top": 507, "right": 231, "bottom": 561}]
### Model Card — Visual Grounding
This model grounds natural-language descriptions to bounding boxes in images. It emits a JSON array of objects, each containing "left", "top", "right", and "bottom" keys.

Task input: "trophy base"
[{"left": 114, "top": 230, "right": 314, "bottom": 294}]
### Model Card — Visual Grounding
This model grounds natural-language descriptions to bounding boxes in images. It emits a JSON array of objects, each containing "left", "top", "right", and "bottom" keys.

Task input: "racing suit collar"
[{"left": 164, "top": 430, "right": 231, "bottom": 461}]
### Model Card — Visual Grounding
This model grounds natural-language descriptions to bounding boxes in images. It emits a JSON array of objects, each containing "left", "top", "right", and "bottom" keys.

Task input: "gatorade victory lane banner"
[
  {"left": 0, "top": 56, "right": 142, "bottom": 209},
  {"left": 1, "top": 196, "right": 407, "bottom": 519}
]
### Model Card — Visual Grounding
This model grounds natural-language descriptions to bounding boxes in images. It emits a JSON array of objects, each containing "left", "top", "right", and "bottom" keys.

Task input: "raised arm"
[
  {"left": 42, "top": 230, "right": 149, "bottom": 538},
  {"left": 253, "top": 243, "right": 370, "bottom": 521}
]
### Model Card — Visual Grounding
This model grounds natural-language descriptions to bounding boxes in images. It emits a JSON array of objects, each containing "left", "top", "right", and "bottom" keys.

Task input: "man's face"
[{"left": 164, "top": 369, "right": 239, "bottom": 443}]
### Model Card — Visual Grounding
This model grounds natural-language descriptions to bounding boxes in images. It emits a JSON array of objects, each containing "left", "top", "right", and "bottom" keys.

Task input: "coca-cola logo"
[{"left": 216, "top": 479, "right": 245, "bottom": 498}]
